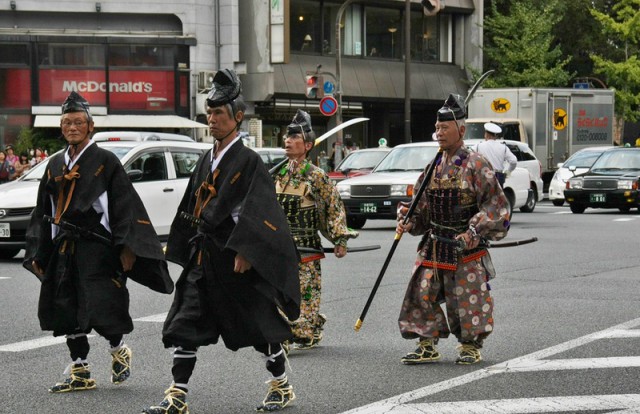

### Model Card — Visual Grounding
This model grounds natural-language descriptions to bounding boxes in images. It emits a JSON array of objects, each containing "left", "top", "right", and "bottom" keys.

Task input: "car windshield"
[
  {"left": 591, "top": 150, "right": 640, "bottom": 171},
  {"left": 564, "top": 150, "right": 605, "bottom": 168},
  {"left": 336, "top": 151, "right": 388, "bottom": 171},
  {"left": 373, "top": 146, "right": 439, "bottom": 172},
  {"left": 18, "top": 145, "right": 134, "bottom": 181}
]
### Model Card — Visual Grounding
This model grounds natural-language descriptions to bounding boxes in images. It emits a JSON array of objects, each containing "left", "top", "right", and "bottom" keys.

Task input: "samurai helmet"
[
  {"left": 436, "top": 93, "right": 466, "bottom": 122},
  {"left": 206, "top": 69, "right": 242, "bottom": 109},
  {"left": 61, "top": 91, "right": 92, "bottom": 121},
  {"left": 286, "top": 109, "right": 315, "bottom": 143}
]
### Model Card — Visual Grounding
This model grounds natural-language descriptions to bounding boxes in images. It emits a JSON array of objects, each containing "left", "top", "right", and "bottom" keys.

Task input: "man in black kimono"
[
  {"left": 23, "top": 91, "right": 173, "bottom": 394},
  {"left": 142, "top": 69, "right": 300, "bottom": 414}
]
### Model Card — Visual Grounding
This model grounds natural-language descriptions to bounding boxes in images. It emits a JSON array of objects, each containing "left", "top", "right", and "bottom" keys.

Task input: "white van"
[{"left": 92, "top": 131, "right": 194, "bottom": 142}]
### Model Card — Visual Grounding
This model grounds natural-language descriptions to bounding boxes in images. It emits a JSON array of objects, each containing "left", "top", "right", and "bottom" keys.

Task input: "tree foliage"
[
  {"left": 590, "top": 0, "right": 640, "bottom": 122},
  {"left": 480, "top": 0, "right": 574, "bottom": 88}
]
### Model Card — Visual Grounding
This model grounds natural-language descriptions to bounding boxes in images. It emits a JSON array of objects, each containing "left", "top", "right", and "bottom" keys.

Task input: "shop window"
[
  {"left": 38, "top": 44, "right": 105, "bottom": 67},
  {"left": 290, "top": 0, "right": 322, "bottom": 54},
  {"left": 365, "top": 7, "right": 402, "bottom": 59},
  {"left": 0, "top": 44, "right": 29, "bottom": 64},
  {"left": 109, "top": 45, "right": 174, "bottom": 67}
]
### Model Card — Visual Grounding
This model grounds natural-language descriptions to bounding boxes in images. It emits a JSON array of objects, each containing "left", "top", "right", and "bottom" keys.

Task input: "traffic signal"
[
  {"left": 421, "top": 0, "right": 443, "bottom": 16},
  {"left": 305, "top": 74, "right": 324, "bottom": 99}
]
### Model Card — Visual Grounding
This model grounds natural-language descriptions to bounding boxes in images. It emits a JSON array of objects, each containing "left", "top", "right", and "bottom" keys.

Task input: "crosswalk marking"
[
  {"left": 341, "top": 316, "right": 640, "bottom": 414},
  {"left": 0, "top": 335, "right": 95, "bottom": 352},
  {"left": 402, "top": 394, "right": 640, "bottom": 413},
  {"left": 134, "top": 312, "right": 168, "bottom": 323}
]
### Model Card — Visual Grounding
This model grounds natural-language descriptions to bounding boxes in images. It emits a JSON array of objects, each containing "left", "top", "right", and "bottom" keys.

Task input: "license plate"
[
  {"left": 360, "top": 203, "right": 377, "bottom": 213},
  {"left": 590, "top": 193, "right": 606, "bottom": 203},
  {"left": 0, "top": 223, "right": 9, "bottom": 238}
]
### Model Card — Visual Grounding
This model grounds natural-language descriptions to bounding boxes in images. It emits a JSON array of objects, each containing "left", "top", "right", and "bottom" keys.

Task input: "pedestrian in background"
[
  {"left": 475, "top": 122, "right": 517, "bottom": 188},
  {"left": 0, "top": 150, "right": 15, "bottom": 183},
  {"left": 143, "top": 69, "right": 300, "bottom": 414},
  {"left": 23, "top": 91, "right": 172, "bottom": 394},
  {"left": 275, "top": 109, "right": 357, "bottom": 352},
  {"left": 396, "top": 94, "right": 510, "bottom": 365},
  {"left": 30, "top": 147, "right": 48, "bottom": 167}
]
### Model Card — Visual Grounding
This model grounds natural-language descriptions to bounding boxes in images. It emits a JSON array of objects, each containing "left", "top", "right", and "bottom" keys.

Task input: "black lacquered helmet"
[
  {"left": 286, "top": 109, "right": 315, "bottom": 143},
  {"left": 206, "top": 69, "right": 242, "bottom": 108}
]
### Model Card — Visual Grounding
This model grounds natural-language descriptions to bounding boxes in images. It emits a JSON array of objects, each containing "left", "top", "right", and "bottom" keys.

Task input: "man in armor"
[
  {"left": 275, "top": 109, "right": 357, "bottom": 351},
  {"left": 142, "top": 69, "right": 300, "bottom": 413},
  {"left": 396, "top": 94, "right": 510, "bottom": 365},
  {"left": 23, "top": 91, "right": 173, "bottom": 393}
]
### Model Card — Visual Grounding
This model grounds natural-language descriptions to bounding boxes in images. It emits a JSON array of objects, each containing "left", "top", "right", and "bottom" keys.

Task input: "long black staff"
[{"left": 354, "top": 149, "right": 442, "bottom": 332}]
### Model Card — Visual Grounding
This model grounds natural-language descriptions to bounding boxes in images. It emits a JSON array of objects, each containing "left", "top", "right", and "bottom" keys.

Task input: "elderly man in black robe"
[
  {"left": 142, "top": 69, "right": 300, "bottom": 414},
  {"left": 23, "top": 91, "right": 173, "bottom": 394}
]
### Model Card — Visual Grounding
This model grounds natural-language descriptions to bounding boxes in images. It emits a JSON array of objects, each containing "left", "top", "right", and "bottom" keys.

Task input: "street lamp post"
[{"left": 335, "top": 0, "right": 357, "bottom": 167}]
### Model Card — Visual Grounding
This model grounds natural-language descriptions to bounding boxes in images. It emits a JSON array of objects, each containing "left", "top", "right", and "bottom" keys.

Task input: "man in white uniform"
[{"left": 476, "top": 122, "right": 517, "bottom": 187}]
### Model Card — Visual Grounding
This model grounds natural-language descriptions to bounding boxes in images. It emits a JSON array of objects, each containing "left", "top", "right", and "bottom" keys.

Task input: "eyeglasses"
[{"left": 61, "top": 120, "right": 87, "bottom": 128}]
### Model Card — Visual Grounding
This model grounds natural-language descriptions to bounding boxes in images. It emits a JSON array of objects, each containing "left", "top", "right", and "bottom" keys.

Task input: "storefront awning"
[{"left": 34, "top": 115, "right": 208, "bottom": 129}]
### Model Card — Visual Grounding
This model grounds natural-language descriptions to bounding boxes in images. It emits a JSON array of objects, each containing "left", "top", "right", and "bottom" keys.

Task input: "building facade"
[{"left": 0, "top": 0, "right": 483, "bottom": 151}]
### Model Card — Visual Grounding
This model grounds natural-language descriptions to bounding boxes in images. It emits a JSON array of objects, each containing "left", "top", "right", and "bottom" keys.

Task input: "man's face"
[
  {"left": 434, "top": 120, "right": 465, "bottom": 153},
  {"left": 284, "top": 132, "right": 312, "bottom": 159},
  {"left": 206, "top": 105, "right": 238, "bottom": 140},
  {"left": 61, "top": 112, "right": 93, "bottom": 145}
]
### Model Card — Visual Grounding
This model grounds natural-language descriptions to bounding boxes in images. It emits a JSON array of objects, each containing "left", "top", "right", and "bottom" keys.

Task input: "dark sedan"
[{"left": 564, "top": 147, "right": 640, "bottom": 214}]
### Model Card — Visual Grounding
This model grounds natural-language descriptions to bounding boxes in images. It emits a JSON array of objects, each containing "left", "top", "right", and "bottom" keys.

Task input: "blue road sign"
[{"left": 319, "top": 96, "right": 338, "bottom": 116}]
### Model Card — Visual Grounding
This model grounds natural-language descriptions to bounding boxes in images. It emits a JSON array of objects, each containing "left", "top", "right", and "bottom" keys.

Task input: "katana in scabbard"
[
  {"left": 354, "top": 150, "right": 443, "bottom": 332},
  {"left": 430, "top": 233, "right": 538, "bottom": 249},
  {"left": 179, "top": 211, "right": 202, "bottom": 227},
  {"left": 43, "top": 215, "right": 112, "bottom": 245},
  {"left": 297, "top": 245, "right": 381, "bottom": 254}
]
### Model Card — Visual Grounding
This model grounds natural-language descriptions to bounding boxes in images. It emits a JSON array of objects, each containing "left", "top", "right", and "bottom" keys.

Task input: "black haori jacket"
[
  {"left": 165, "top": 140, "right": 301, "bottom": 322},
  {"left": 23, "top": 143, "right": 173, "bottom": 334}
]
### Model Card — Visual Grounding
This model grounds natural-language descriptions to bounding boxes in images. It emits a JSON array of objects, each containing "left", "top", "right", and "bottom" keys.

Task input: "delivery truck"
[{"left": 465, "top": 87, "right": 615, "bottom": 186}]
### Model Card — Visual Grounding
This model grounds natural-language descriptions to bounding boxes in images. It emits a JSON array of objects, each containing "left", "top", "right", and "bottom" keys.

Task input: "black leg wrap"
[
  {"left": 105, "top": 334, "right": 124, "bottom": 348},
  {"left": 172, "top": 348, "right": 197, "bottom": 386},
  {"left": 263, "top": 343, "right": 286, "bottom": 379},
  {"left": 67, "top": 335, "right": 90, "bottom": 361}
]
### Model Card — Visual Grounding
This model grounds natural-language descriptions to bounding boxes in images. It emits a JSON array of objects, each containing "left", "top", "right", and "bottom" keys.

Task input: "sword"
[
  {"left": 269, "top": 117, "right": 370, "bottom": 175},
  {"left": 429, "top": 233, "right": 538, "bottom": 251},
  {"left": 297, "top": 245, "right": 381, "bottom": 254},
  {"left": 179, "top": 211, "right": 202, "bottom": 227},
  {"left": 44, "top": 215, "right": 112, "bottom": 245}
]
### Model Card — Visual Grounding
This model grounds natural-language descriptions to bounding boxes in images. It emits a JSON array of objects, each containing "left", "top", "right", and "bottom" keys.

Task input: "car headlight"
[
  {"left": 567, "top": 177, "right": 583, "bottom": 189},
  {"left": 390, "top": 184, "right": 412, "bottom": 196},
  {"left": 618, "top": 179, "right": 636, "bottom": 190},
  {"left": 337, "top": 184, "right": 351, "bottom": 198}
]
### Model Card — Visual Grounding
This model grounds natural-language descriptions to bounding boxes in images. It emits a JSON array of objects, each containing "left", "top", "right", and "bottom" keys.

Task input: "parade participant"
[
  {"left": 143, "top": 69, "right": 300, "bottom": 414},
  {"left": 276, "top": 109, "right": 357, "bottom": 351},
  {"left": 23, "top": 91, "right": 173, "bottom": 393},
  {"left": 475, "top": 122, "right": 517, "bottom": 187},
  {"left": 396, "top": 94, "right": 510, "bottom": 365}
]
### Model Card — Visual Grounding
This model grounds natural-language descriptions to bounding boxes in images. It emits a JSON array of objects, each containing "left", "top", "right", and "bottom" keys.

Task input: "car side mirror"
[
  {"left": 127, "top": 169, "right": 143, "bottom": 181},
  {"left": 556, "top": 162, "right": 564, "bottom": 168},
  {"left": 568, "top": 165, "right": 577, "bottom": 176}
]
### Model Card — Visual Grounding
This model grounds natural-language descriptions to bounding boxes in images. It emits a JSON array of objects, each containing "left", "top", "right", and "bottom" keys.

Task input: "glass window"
[
  {"left": 0, "top": 44, "right": 29, "bottom": 65},
  {"left": 127, "top": 152, "right": 167, "bottom": 182},
  {"left": 290, "top": 0, "right": 322, "bottom": 54},
  {"left": 365, "top": 7, "right": 402, "bottom": 59},
  {"left": 411, "top": 10, "right": 439, "bottom": 62},
  {"left": 38, "top": 44, "right": 105, "bottom": 67},
  {"left": 108, "top": 45, "right": 174, "bottom": 67},
  {"left": 170, "top": 150, "right": 203, "bottom": 178},
  {"left": 0, "top": 69, "right": 31, "bottom": 109}
]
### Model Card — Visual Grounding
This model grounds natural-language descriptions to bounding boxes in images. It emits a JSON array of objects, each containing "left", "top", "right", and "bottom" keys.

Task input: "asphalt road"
[{"left": 1, "top": 201, "right": 639, "bottom": 413}]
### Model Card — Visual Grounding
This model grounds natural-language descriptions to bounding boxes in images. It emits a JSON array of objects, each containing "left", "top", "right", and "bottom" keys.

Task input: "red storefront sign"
[
  {"left": 0, "top": 68, "right": 32, "bottom": 109},
  {"left": 38, "top": 69, "right": 175, "bottom": 111}
]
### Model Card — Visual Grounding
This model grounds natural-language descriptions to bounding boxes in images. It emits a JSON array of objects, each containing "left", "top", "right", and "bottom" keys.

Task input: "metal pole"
[
  {"left": 404, "top": 0, "right": 411, "bottom": 143},
  {"left": 335, "top": 0, "right": 356, "bottom": 168}
]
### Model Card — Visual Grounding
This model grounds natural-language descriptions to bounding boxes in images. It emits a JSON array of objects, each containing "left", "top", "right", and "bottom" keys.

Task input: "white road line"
[
  {"left": 400, "top": 394, "right": 640, "bottom": 413},
  {"left": 0, "top": 277, "right": 10, "bottom": 280},
  {"left": 493, "top": 356, "right": 640, "bottom": 373},
  {"left": 134, "top": 312, "right": 168, "bottom": 323},
  {"left": 550, "top": 211, "right": 572, "bottom": 214},
  {"left": 340, "top": 316, "right": 640, "bottom": 414},
  {"left": 0, "top": 312, "right": 168, "bottom": 352},
  {"left": 0, "top": 335, "right": 95, "bottom": 352}
]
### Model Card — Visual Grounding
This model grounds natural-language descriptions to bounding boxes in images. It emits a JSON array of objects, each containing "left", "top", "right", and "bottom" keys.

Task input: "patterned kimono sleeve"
[
  {"left": 467, "top": 153, "right": 510, "bottom": 241},
  {"left": 311, "top": 169, "right": 358, "bottom": 247}
]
